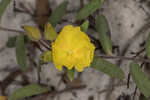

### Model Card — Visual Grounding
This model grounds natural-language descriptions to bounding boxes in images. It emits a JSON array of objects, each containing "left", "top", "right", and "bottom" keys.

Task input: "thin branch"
[
  {"left": 98, "top": 81, "right": 133, "bottom": 94},
  {"left": 118, "top": 21, "right": 150, "bottom": 66},
  {"left": 98, "top": 55, "right": 150, "bottom": 64},
  {"left": 0, "top": 69, "right": 22, "bottom": 95},
  {"left": 0, "top": 26, "right": 52, "bottom": 51},
  {"left": 0, "top": 26, "right": 24, "bottom": 33},
  {"left": 132, "top": 48, "right": 145, "bottom": 58},
  {"left": 31, "top": 42, "right": 44, "bottom": 52},
  {"left": 39, "top": 40, "right": 51, "bottom": 50},
  {"left": 53, "top": 85, "right": 86, "bottom": 96},
  {"left": 80, "top": 0, "right": 84, "bottom": 9},
  {"left": 127, "top": 73, "right": 130, "bottom": 88},
  {"left": 133, "top": 86, "right": 138, "bottom": 100},
  {"left": 32, "top": 85, "right": 86, "bottom": 100}
]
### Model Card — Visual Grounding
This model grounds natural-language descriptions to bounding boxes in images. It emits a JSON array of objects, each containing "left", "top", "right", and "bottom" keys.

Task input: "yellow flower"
[
  {"left": 52, "top": 25, "right": 95, "bottom": 72},
  {"left": 0, "top": 96, "right": 7, "bottom": 100}
]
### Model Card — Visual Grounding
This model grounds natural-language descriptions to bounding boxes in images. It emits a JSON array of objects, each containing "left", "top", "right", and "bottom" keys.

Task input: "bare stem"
[
  {"left": 98, "top": 55, "right": 150, "bottom": 63},
  {"left": 39, "top": 40, "right": 51, "bottom": 50},
  {"left": 0, "top": 26, "right": 24, "bottom": 33}
]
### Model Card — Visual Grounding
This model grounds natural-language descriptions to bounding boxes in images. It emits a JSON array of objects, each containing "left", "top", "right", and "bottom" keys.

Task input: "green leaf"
[
  {"left": 8, "top": 84, "right": 49, "bottom": 100},
  {"left": 96, "top": 15, "right": 112, "bottom": 55},
  {"left": 0, "top": 0, "right": 12, "bottom": 19},
  {"left": 81, "top": 20, "right": 89, "bottom": 32},
  {"left": 15, "top": 34, "right": 27, "bottom": 71},
  {"left": 130, "top": 62, "right": 150, "bottom": 98},
  {"left": 67, "top": 69, "right": 74, "bottom": 81},
  {"left": 76, "top": 0, "right": 102, "bottom": 20},
  {"left": 146, "top": 32, "right": 150, "bottom": 59},
  {"left": 49, "top": 1, "right": 68, "bottom": 27},
  {"left": 24, "top": 35, "right": 30, "bottom": 43},
  {"left": 91, "top": 56, "right": 124, "bottom": 80},
  {"left": 40, "top": 51, "right": 52, "bottom": 63},
  {"left": 6, "top": 35, "right": 29, "bottom": 48},
  {"left": 6, "top": 36, "right": 17, "bottom": 48},
  {"left": 143, "top": 96, "right": 149, "bottom": 100},
  {"left": 44, "top": 23, "right": 57, "bottom": 41}
]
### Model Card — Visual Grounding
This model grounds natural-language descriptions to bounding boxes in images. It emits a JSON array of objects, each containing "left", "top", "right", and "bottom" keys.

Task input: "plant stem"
[
  {"left": 39, "top": 40, "right": 51, "bottom": 50},
  {"left": 98, "top": 55, "right": 150, "bottom": 64},
  {"left": 0, "top": 26, "right": 24, "bottom": 33}
]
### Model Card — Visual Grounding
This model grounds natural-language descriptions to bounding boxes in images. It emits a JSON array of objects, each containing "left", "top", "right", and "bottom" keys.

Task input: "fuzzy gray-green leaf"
[
  {"left": 91, "top": 57, "right": 124, "bottom": 80},
  {"left": 6, "top": 36, "right": 17, "bottom": 48},
  {"left": 0, "top": 0, "right": 11, "bottom": 19},
  {"left": 8, "top": 84, "right": 49, "bottom": 100},
  {"left": 96, "top": 15, "right": 112, "bottom": 55},
  {"left": 15, "top": 34, "right": 27, "bottom": 71},
  {"left": 146, "top": 32, "right": 150, "bottom": 59},
  {"left": 81, "top": 20, "right": 89, "bottom": 32},
  {"left": 49, "top": 1, "right": 68, "bottom": 27},
  {"left": 130, "top": 62, "right": 150, "bottom": 98},
  {"left": 76, "top": 0, "right": 102, "bottom": 20}
]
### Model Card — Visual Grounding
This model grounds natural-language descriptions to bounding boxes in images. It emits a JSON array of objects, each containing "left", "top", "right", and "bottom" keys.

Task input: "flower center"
[{"left": 67, "top": 50, "right": 73, "bottom": 55}]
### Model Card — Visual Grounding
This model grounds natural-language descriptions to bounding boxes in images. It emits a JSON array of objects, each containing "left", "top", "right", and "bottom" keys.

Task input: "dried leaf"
[{"left": 0, "top": 96, "right": 7, "bottom": 100}]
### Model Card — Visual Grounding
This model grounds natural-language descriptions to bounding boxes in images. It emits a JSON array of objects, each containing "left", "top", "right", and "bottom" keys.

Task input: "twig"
[
  {"left": 57, "top": 85, "right": 85, "bottom": 94},
  {"left": 133, "top": 86, "right": 138, "bottom": 100},
  {"left": 39, "top": 40, "right": 51, "bottom": 50},
  {"left": 0, "top": 67, "right": 18, "bottom": 72},
  {"left": 98, "top": 81, "right": 133, "bottom": 94},
  {"left": 0, "top": 47, "right": 6, "bottom": 53},
  {"left": 0, "top": 67, "right": 33, "bottom": 95},
  {"left": 98, "top": 55, "right": 150, "bottom": 64},
  {"left": 80, "top": 0, "right": 84, "bottom": 9},
  {"left": 127, "top": 73, "right": 130, "bottom": 89},
  {"left": 0, "top": 26, "right": 24, "bottom": 33},
  {"left": 0, "top": 26, "right": 52, "bottom": 51},
  {"left": 48, "top": 85, "right": 86, "bottom": 97},
  {"left": 32, "top": 85, "right": 86, "bottom": 100},
  {"left": 0, "top": 26, "right": 51, "bottom": 51},
  {"left": 118, "top": 21, "right": 150, "bottom": 66},
  {"left": 0, "top": 69, "right": 22, "bottom": 95},
  {"left": 132, "top": 48, "right": 145, "bottom": 58},
  {"left": 31, "top": 42, "right": 44, "bottom": 52}
]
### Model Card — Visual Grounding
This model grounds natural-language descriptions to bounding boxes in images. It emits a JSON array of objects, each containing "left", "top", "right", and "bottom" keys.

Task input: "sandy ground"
[{"left": 0, "top": 0, "right": 150, "bottom": 100}]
